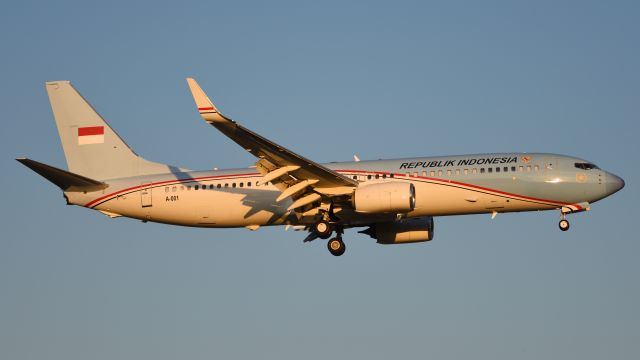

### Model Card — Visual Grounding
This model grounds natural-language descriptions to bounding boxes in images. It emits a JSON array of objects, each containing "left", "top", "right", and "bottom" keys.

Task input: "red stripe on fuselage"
[
  {"left": 340, "top": 170, "right": 569, "bottom": 206},
  {"left": 84, "top": 172, "right": 259, "bottom": 208},
  {"left": 84, "top": 169, "right": 571, "bottom": 208}
]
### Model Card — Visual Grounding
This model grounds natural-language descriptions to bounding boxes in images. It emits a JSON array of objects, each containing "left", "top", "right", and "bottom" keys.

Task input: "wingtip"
[{"left": 186, "top": 78, "right": 227, "bottom": 123}]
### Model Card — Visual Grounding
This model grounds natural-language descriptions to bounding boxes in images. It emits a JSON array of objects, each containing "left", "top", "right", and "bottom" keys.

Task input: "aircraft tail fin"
[
  {"left": 16, "top": 158, "right": 108, "bottom": 192},
  {"left": 45, "top": 81, "right": 173, "bottom": 180}
]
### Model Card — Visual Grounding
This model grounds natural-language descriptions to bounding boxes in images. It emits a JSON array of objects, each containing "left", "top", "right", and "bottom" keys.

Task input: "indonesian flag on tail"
[{"left": 78, "top": 126, "right": 104, "bottom": 145}]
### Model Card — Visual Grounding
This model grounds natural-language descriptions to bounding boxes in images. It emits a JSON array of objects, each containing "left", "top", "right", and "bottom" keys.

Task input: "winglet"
[{"left": 186, "top": 78, "right": 227, "bottom": 123}]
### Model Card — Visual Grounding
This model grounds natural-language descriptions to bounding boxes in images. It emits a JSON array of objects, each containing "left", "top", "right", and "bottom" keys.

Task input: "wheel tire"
[
  {"left": 327, "top": 238, "right": 346, "bottom": 256},
  {"left": 559, "top": 219, "right": 570, "bottom": 231},
  {"left": 314, "top": 220, "right": 332, "bottom": 239}
]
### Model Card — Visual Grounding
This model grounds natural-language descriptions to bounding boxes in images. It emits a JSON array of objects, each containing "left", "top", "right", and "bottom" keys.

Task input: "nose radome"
[{"left": 606, "top": 172, "right": 625, "bottom": 195}]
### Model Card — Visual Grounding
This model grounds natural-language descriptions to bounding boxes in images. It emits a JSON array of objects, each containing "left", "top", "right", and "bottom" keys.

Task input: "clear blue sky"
[{"left": 1, "top": 1, "right": 638, "bottom": 359}]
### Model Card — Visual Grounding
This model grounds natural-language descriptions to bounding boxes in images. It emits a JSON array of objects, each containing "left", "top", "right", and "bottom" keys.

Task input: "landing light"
[{"left": 545, "top": 178, "right": 562, "bottom": 184}]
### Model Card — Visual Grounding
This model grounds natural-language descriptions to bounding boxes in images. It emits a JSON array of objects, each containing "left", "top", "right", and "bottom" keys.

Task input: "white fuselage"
[{"left": 64, "top": 153, "right": 613, "bottom": 228}]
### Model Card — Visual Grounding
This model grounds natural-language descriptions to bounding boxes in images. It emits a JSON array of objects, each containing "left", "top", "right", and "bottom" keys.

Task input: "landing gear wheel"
[
  {"left": 313, "top": 220, "right": 332, "bottom": 239},
  {"left": 327, "top": 238, "right": 346, "bottom": 256},
  {"left": 559, "top": 219, "right": 570, "bottom": 231}
]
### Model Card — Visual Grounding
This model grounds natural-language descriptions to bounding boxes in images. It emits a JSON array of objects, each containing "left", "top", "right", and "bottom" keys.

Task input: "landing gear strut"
[{"left": 559, "top": 213, "right": 570, "bottom": 231}]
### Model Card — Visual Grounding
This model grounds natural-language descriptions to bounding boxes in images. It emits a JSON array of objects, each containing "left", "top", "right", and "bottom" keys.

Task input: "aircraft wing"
[{"left": 186, "top": 78, "right": 357, "bottom": 211}]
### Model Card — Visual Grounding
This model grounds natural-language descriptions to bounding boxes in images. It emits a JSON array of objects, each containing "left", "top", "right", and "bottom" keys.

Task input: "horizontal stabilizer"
[{"left": 17, "top": 158, "right": 108, "bottom": 192}]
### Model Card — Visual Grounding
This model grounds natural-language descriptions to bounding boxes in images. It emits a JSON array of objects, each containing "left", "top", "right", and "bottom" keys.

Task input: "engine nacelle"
[
  {"left": 352, "top": 182, "right": 415, "bottom": 214},
  {"left": 360, "top": 217, "right": 435, "bottom": 244}
]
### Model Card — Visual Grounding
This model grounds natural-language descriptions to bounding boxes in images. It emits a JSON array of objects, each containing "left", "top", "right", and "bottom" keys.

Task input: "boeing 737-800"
[{"left": 17, "top": 79, "right": 625, "bottom": 256}]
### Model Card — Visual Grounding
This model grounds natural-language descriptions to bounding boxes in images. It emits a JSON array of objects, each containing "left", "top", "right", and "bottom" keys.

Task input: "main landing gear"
[
  {"left": 313, "top": 220, "right": 345, "bottom": 256},
  {"left": 327, "top": 237, "right": 346, "bottom": 256},
  {"left": 312, "top": 219, "right": 332, "bottom": 239}
]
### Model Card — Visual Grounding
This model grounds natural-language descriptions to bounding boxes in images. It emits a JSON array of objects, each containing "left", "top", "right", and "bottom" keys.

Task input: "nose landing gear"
[{"left": 559, "top": 212, "right": 570, "bottom": 231}]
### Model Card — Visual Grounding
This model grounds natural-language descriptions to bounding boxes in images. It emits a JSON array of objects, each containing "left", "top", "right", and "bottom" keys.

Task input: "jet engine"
[
  {"left": 359, "top": 216, "right": 434, "bottom": 244},
  {"left": 352, "top": 182, "right": 415, "bottom": 214}
]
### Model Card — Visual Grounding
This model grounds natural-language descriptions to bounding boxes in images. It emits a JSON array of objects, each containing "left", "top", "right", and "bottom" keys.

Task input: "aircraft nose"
[{"left": 605, "top": 172, "right": 625, "bottom": 195}]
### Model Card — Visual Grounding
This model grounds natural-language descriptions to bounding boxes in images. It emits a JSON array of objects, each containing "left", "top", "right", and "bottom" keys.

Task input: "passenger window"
[
  {"left": 375, "top": 174, "right": 380, "bottom": 179},
  {"left": 511, "top": 166, "right": 516, "bottom": 172},
  {"left": 519, "top": 166, "right": 524, "bottom": 172},
  {"left": 412, "top": 172, "right": 417, "bottom": 177},
  {"left": 464, "top": 169, "right": 468, "bottom": 175},
  {"left": 382, "top": 174, "right": 387, "bottom": 179},
  {"left": 422, "top": 171, "right": 427, "bottom": 177},
  {"left": 217, "top": 184, "right": 221, "bottom": 189},
  {"left": 503, "top": 167, "right": 508, "bottom": 172},
  {"left": 488, "top": 168, "right": 493, "bottom": 173},
  {"left": 239, "top": 182, "right": 244, "bottom": 188},
  {"left": 438, "top": 170, "right": 443, "bottom": 176},
  {"left": 187, "top": 185, "right": 192, "bottom": 190},
  {"left": 224, "top": 183, "right": 229, "bottom": 188},
  {"left": 232, "top": 183, "right": 236, "bottom": 188},
  {"left": 209, "top": 184, "right": 213, "bottom": 189},
  {"left": 456, "top": 169, "right": 460, "bottom": 176},
  {"left": 527, "top": 165, "right": 532, "bottom": 172},
  {"left": 390, "top": 174, "right": 394, "bottom": 178},
  {"left": 195, "top": 185, "right": 199, "bottom": 190},
  {"left": 495, "top": 167, "right": 500, "bottom": 173},
  {"left": 430, "top": 171, "right": 435, "bottom": 177},
  {"left": 353, "top": 175, "right": 357, "bottom": 180},
  {"left": 368, "top": 175, "right": 372, "bottom": 180},
  {"left": 247, "top": 182, "right": 252, "bottom": 187},
  {"left": 446, "top": 170, "right": 451, "bottom": 176},
  {"left": 480, "top": 168, "right": 485, "bottom": 174},
  {"left": 472, "top": 168, "right": 477, "bottom": 174},
  {"left": 180, "top": 186, "right": 185, "bottom": 191},
  {"left": 172, "top": 186, "right": 176, "bottom": 192},
  {"left": 534, "top": 165, "right": 539, "bottom": 171},
  {"left": 165, "top": 187, "right": 170, "bottom": 193}
]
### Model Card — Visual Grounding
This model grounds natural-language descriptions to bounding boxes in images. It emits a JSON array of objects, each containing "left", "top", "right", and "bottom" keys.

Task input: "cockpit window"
[{"left": 575, "top": 162, "right": 599, "bottom": 170}]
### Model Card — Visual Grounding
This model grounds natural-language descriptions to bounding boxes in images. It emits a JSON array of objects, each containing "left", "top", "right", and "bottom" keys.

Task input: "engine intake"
[
  {"left": 352, "top": 182, "right": 415, "bottom": 214},
  {"left": 360, "top": 217, "right": 434, "bottom": 244}
]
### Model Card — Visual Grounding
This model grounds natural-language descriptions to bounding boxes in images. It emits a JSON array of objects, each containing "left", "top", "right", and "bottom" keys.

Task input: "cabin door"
[{"left": 141, "top": 183, "right": 153, "bottom": 207}]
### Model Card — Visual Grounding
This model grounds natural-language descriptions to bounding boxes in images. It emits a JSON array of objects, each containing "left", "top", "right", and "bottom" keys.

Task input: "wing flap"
[{"left": 276, "top": 179, "right": 319, "bottom": 202}]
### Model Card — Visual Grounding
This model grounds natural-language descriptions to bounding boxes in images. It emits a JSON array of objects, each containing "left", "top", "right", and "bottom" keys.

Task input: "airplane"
[{"left": 17, "top": 79, "right": 625, "bottom": 256}]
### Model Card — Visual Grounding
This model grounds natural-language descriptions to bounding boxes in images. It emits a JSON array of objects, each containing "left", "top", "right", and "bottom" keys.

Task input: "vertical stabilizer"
[{"left": 46, "top": 81, "right": 173, "bottom": 180}]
